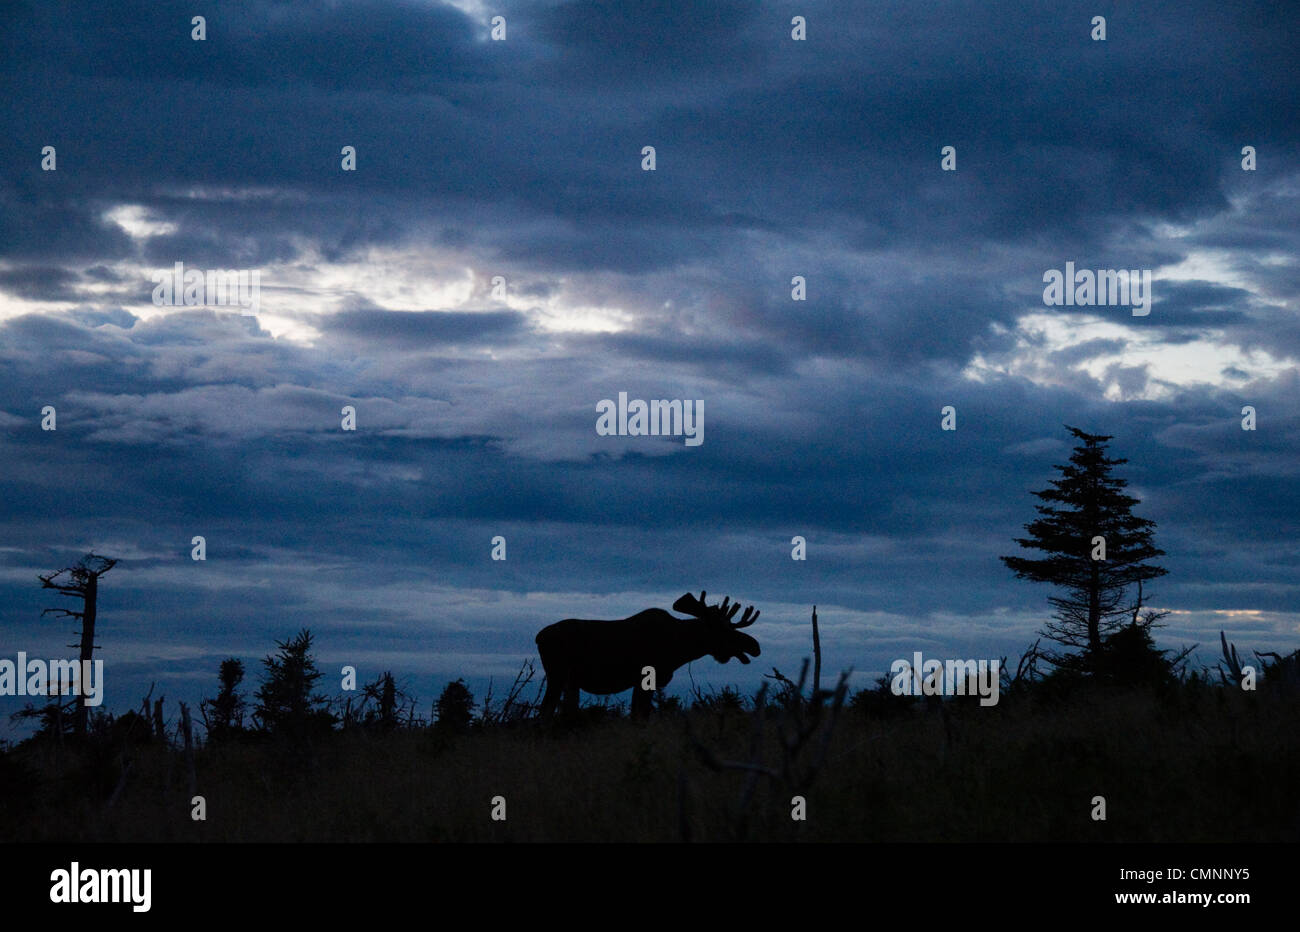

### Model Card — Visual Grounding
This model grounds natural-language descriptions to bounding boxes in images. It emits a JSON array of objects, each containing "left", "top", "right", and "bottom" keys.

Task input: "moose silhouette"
[{"left": 535, "top": 591, "right": 760, "bottom": 719}]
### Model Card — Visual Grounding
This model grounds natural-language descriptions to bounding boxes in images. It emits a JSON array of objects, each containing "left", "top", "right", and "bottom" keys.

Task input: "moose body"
[{"left": 536, "top": 591, "right": 760, "bottom": 719}]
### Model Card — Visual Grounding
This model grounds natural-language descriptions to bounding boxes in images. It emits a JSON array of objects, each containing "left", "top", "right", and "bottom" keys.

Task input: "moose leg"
[
  {"left": 630, "top": 686, "right": 652, "bottom": 719},
  {"left": 539, "top": 678, "right": 560, "bottom": 720},
  {"left": 562, "top": 677, "right": 581, "bottom": 719}
]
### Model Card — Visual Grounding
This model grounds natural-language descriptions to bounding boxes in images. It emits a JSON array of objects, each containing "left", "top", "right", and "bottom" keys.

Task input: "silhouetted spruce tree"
[
  {"left": 1001, "top": 426, "right": 1167, "bottom": 673},
  {"left": 433, "top": 679, "right": 474, "bottom": 732},
  {"left": 200, "top": 658, "right": 247, "bottom": 742},
  {"left": 253, "top": 630, "right": 335, "bottom": 740}
]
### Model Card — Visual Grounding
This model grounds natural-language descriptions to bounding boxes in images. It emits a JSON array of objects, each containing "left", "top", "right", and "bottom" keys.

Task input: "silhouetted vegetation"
[
  {"left": 200, "top": 659, "right": 247, "bottom": 744},
  {"left": 4, "top": 530, "right": 1295, "bottom": 842},
  {"left": 1002, "top": 427, "right": 1168, "bottom": 676},
  {"left": 2, "top": 623, "right": 1297, "bottom": 842},
  {"left": 35, "top": 552, "right": 117, "bottom": 737},
  {"left": 433, "top": 679, "right": 475, "bottom": 733},
  {"left": 252, "top": 629, "right": 336, "bottom": 742}
]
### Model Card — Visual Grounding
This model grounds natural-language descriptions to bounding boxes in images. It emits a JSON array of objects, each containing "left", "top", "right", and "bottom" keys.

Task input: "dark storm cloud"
[
  {"left": 587, "top": 330, "right": 792, "bottom": 374},
  {"left": 325, "top": 307, "right": 530, "bottom": 344},
  {"left": 0, "top": 265, "right": 82, "bottom": 301},
  {"left": 526, "top": 0, "right": 765, "bottom": 84},
  {"left": 3, "top": 0, "right": 490, "bottom": 92},
  {"left": 1, "top": 1, "right": 1297, "bottom": 733},
  {"left": 1148, "top": 281, "right": 1255, "bottom": 327},
  {"left": 0, "top": 189, "right": 135, "bottom": 264},
  {"left": 0, "top": 265, "right": 146, "bottom": 307},
  {"left": 2, "top": 0, "right": 1295, "bottom": 279},
  {"left": 1049, "top": 339, "right": 1129, "bottom": 367}
]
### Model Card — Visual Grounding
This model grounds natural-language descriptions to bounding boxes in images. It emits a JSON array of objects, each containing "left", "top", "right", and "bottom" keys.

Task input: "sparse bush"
[
  {"left": 691, "top": 685, "right": 745, "bottom": 714},
  {"left": 356, "top": 671, "right": 411, "bottom": 731},
  {"left": 577, "top": 696, "right": 625, "bottom": 724},
  {"left": 1220, "top": 631, "right": 1300, "bottom": 696},
  {"left": 653, "top": 692, "right": 683, "bottom": 714},
  {"left": 201, "top": 658, "right": 248, "bottom": 743},
  {"left": 849, "top": 674, "right": 914, "bottom": 718},
  {"left": 1092, "top": 620, "right": 1179, "bottom": 687}
]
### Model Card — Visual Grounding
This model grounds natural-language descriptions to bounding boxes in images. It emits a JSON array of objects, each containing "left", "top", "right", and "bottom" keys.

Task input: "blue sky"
[{"left": 1, "top": 0, "right": 1296, "bottom": 735}]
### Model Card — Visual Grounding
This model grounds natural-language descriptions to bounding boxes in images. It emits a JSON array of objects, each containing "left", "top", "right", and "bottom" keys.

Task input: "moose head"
[{"left": 671, "top": 590, "right": 761, "bottom": 666}]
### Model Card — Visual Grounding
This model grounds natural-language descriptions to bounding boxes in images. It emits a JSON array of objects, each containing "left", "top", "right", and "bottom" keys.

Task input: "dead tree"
[
  {"left": 179, "top": 702, "right": 198, "bottom": 802},
  {"left": 153, "top": 696, "right": 166, "bottom": 744},
  {"left": 686, "top": 661, "right": 850, "bottom": 840},
  {"left": 38, "top": 553, "right": 117, "bottom": 736},
  {"left": 480, "top": 659, "right": 538, "bottom": 726},
  {"left": 684, "top": 606, "right": 850, "bottom": 840}
]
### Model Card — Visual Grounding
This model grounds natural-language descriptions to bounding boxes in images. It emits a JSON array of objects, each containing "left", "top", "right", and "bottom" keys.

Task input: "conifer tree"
[
  {"left": 253, "top": 629, "right": 335, "bottom": 739},
  {"left": 1001, "top": 426, "right": 1167, "bottom": 671},
  {"left": 200, "top": 658, "right": 247, "bottom": 741}
]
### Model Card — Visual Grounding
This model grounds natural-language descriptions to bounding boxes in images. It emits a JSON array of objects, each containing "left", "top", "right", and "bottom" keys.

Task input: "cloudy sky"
[{"left": 1, "top": 0, "right": 1296, "bottom": 733}]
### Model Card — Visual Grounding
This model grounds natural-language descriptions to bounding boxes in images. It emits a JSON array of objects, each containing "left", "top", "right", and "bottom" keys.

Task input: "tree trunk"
[
  {"left": 153, "top": 697, "right": 166, "bottom": 744},
  {"left": 1087, "top": 564, "right": 1101, "bottom": 655},
  {"left": 75, "top": 575, "right": 98, "bottom": 736},
  {"left": 811, "top": 606, "right": 821, "bottom": 698},
  {"left": 180, "top": 702, "right": 197, "bottom": 801}
]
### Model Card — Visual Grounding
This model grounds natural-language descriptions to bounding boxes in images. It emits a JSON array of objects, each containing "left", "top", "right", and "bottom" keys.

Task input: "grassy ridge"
[{"left": 4, "top": 681, "right": 1298, "bottom": 843}]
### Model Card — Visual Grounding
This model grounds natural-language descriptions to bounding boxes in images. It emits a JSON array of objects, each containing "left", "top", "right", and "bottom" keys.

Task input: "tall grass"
[{"left": 4, "top": 679, "right": 1297, "bottom": 842}]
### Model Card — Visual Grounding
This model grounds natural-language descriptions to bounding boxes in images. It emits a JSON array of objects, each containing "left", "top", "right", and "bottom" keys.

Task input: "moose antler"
[
  {"left": 715, "top": 595, "right": 760, "bottom": 628},
  {"left": 733, "top": 603, "right": 760, "bottom": 628},
  {"left": 675, "top": 591, "right": 759, "bottom": 628}
]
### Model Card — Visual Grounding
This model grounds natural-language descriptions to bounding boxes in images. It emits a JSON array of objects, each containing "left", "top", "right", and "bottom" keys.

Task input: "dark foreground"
[{"left": 3, "top": 680, "right": 1297, "bottom": 843}]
